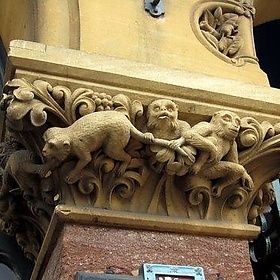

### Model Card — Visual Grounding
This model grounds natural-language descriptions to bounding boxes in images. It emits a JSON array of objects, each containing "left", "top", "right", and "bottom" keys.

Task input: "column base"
[{"left": 31, "top": 206, "right": 255, "bottom": 280}]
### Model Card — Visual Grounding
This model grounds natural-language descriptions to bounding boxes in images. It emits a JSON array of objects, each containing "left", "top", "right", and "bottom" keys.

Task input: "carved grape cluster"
[{"left": 92, "top": 92, "right": 113, "bottom": 112}]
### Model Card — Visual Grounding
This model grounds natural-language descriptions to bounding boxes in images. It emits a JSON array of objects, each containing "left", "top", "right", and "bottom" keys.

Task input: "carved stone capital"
[
  {"left": 1, "top": 76, "right": 280, "bottom": 260},
  {"left": 2, "top": 39, "right": 280, "bottom": 264}
]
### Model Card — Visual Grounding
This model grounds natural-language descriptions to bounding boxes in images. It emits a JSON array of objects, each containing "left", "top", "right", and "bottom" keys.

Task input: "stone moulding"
[
  {"left": 53, "top": 205, "right": 261, "bottom": 239},
  {"left": 191, "top": 0, "right": 258, "bottom": 66},
  {"left": 1, "top": 76, "right": 280, "bottom": 262}
]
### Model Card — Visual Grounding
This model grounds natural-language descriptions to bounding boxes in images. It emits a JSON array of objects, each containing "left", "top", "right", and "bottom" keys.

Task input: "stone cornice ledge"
[
  {"left": 6, "top": 40, "right": 280, "bottom": 123},
  {"left": 55, "top": 205, "right": 259, "bottom": 239}
]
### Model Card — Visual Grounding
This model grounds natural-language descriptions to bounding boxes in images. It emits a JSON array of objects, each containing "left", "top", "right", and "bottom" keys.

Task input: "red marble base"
[{"left": 41, "top": 223, "right": 254, "bottom": 280}]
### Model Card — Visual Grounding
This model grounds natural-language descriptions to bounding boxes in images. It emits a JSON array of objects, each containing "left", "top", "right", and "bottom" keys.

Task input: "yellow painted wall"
[
  {"left": 77, "top": 0, "right": 268, "bottom": 85},
  {"left": 1, "top": 0, "right": 279, "bottom": 86},
  {"left": 0, "top": 0, "right": 35, "bottom": 49}
]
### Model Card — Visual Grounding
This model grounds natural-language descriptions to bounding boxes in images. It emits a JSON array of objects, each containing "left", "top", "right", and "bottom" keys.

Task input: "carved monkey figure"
[
  {"left": 146, "top": 99, "right": 196, "bottom": 163},
  {"left": 0, "top": 150, "right": 51, "bottom": 200},
  {"left": 147, "top": 99, "right": 191, "bottom": 140},
  {"left": 171, "top": 110, "right": 253, "bottom": 195},
  {"left": 188, "top": 110, "right": 241, "bottom": 173},
  {"left": 42, "top": 110, "right": 155, "bottom": 184}
]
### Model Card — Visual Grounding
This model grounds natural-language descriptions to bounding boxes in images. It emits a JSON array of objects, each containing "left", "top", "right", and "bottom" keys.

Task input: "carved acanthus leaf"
[
  {"left": 3, "top": 79, "right": 68, "bottom": 129},
  {"left": 238, "top": 117, "right": 277, "bottom": 162},
  {"left": 2, "top": 79, "right": 119, "bottom": 130}
]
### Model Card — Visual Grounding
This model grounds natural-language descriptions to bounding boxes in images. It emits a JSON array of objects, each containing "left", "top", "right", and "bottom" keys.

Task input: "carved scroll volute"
[
  {"left": 236, "top": 118, "right": 280, "bottom": 223},
  {"left": 191, "top": 0, "right": 258, "bottom": 66}
]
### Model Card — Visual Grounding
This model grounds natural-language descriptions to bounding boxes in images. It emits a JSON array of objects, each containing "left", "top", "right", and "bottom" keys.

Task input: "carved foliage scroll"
[{"left": 192, "top": 0, "right": 258, "bottom": 66}]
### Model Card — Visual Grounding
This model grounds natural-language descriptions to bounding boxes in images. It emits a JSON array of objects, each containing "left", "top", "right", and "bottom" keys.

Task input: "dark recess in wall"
[{"left": 254, "top": 19, "right": 280, "bottom": 89}]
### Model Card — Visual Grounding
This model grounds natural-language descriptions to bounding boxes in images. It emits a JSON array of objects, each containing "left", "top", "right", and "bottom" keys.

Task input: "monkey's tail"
[{"left": 129, "top": 123, "right": 153, "bottom": 143}]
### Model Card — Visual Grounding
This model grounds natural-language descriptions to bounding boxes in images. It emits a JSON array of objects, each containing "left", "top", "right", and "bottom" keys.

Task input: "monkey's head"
[
  {"left": 146, "top": 99, "right": 179, "bottom": 133},
  {"left": 42, "top": 127, "right": 71, "bottom": 162},
  {"left": 211, "top": 110, "right": 241, "bottom": 140}
]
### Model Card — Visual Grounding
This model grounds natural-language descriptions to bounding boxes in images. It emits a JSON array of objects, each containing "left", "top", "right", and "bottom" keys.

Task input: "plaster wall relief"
[
  {"left": 0, "top": 78, "right": 280, "bottom": 257},
  {"left": 192, "top": 0, "right": 258, "bottom": 66}
]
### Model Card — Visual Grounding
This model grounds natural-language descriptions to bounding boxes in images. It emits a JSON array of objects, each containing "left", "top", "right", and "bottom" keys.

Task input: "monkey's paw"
[
  {"left": 208, "top": 149, "right": 219, "bottom": 163},
  {"left": 144, "top": 132, "right": 155, "bottom": 144},
  {"left": 241, "top": 173, "right": 254, "bottom": 191},
  {"left": 65, "top": 172, "right": 81, "bottom": 185},
  {"left": 168, "top": 138, "right": 184, "bottom": 150}
]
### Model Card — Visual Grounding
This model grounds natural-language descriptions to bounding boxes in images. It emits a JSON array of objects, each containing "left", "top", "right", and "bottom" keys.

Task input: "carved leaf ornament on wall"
[
  {"left": 192, "top": 0, "right": 258, "bottom": 66},
  {"left": 1, "top": 78, "right": 280, "bottom": 259}
]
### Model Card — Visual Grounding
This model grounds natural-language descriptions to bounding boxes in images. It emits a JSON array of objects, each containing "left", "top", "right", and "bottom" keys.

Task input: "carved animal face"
[
  {"left": 147, "top": 99, "right": 179, "bottom": 131},
  {"left": 42, "top": 128, "right": 71, "bottom": 161},
  {"left": 211, "top": 110, "right": 241, "bottom": 140}
]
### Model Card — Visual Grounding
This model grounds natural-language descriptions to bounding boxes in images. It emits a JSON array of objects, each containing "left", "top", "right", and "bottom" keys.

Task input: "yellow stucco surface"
[{"left": 0, "top": 0, "right": 279, "bottom": 85}]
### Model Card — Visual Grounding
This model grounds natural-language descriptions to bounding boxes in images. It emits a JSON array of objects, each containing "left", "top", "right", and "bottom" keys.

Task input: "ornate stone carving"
[
  {"left": 42, "top": 111, "right": 155, "bottom": 184},
  {"left": 176, "top": 110, "right": 253, "bottom": 196},
  {"left": 192, "top": 0, "right": 258, "bottom": 66},
  {"left": 1, "top": 77, "right": 280, "bottom": 258},
  {"left": 146, "top": 99, "right": 196, "bottom": 176}
]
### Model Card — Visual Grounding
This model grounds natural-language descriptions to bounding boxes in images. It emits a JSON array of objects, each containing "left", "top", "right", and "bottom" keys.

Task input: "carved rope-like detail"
[{"left": 191, "top": 0, "right": 258, "bottom": 66}]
